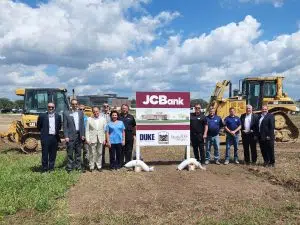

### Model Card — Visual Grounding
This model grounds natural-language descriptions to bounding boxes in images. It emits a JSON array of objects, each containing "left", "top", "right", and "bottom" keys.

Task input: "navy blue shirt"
[
  {"left": 224, "top": 116, "right": 241, "bottom": 133},
  {"left": 206, "top": 115, "right": 223, "bottom": 137}
]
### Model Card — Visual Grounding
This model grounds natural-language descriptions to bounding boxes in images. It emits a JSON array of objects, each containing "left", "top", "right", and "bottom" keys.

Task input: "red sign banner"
[{"left": 136, "top": 92, "right": 190, "bottom": 108}]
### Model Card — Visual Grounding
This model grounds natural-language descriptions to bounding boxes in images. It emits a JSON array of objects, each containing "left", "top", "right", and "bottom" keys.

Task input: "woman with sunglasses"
[{"left": 105, "top": 110, "right": 125, "bottom": 170}]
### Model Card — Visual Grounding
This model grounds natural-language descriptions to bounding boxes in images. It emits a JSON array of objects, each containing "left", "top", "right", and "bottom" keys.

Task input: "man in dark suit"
[
  {"left": 240, "top": 105, "right": 259, "bottom": 165},
  {"left": 258, "top": 105, "right": 275, "bottom": 167},
  {"left": 63, "top": 99, "right": 85, "bottom": 172},
  {"left": 37, "top": 102, "right": 62, "bottom": 172}
]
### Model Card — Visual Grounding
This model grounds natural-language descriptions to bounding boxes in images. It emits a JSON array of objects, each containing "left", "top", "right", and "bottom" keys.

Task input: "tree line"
[{"left": 0, "top": 98, "right": 24, "bottom": 110}]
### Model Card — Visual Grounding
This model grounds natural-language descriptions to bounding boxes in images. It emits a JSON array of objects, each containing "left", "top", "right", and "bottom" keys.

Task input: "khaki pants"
[{"left": 88, "top": 142, "right": 103, "bottom": 169}]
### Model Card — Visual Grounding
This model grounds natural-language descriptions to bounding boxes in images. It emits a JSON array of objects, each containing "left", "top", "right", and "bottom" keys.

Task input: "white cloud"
[
  {"left": 0, "top": 0, "right": 179, "bottom": 68},
  {"left": 0, "top": 1, "right": 299, "bottom": 102},
  {"left": 239, "top": 0, "right": 285, "bottom": 7}
]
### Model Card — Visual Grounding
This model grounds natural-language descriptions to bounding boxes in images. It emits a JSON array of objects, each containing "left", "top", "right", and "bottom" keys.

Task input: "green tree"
[
  {"left": 14, "top": 100, "right": 24, "bottom": 109},
  {"left": 0, "top": 98, "right": 14, "bottom": 110},
  {"left": 190, "top": 99, "right": 208, "bottom": 108}
]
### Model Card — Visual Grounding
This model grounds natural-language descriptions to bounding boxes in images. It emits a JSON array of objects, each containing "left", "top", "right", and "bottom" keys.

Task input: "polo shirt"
[
  {"left": 224, "top": 116, "right": 241, "bottom": 133},
  {"left": 119, "top": 113, "right": 136, "bottom": 136},
  {"left": 206, "top": 115, "right": 223, "bottom": 137},
  {"left": 190, "top": 113, "right": 207, "bottom": 135},
  {"left": 105, "top": 121, "right": 125, "bottom": 144}
]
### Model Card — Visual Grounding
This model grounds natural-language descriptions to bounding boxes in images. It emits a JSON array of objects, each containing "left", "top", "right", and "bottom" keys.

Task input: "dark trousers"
[
  {"left": 41, "top": 135, "right": 58, "bottom": 171},
  {"left": 259, "top": 139, "right": 275, "bottom": 165},
  {"left": 110, "top": 144, "right": 122, "bottom": 169},
  {"left": 191, "top": 134, "right": 205, "bottom": 164},
  {"left": 121, "top": 136, "right": 134, "bottom": 165},
  {"left": 242, "top": 133, "right": 257, "bottom": 163},
  {"left": 66, "top": 134, "right": 82, "bottom": 171},
  {"left": 82, "top": 142, "right": 89, "bottom": 169}
]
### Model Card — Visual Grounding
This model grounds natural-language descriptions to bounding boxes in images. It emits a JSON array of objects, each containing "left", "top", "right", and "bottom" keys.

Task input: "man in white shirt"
[
  {"left": 240, "top": 105, "right": 259, "bottom": 164},
  {"left": 86, "top": 106, "right": 107, "bottom": 172},
  {"left": 37, "top": 102, "right": 62, "bottom": 172},
  {"left": 258, "top": 105, "right": 275, "bottom": 167}
]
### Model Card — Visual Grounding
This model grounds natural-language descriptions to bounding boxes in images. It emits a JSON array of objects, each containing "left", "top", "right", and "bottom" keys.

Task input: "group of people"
[
  {"left": 37, "top": 99, "right": 275, "bottom": 173},
  {"left": 190, "top": 103, "right": 275, "bottom": 167},
  {"left": 37, "top": 99, "right": 136, "bottom": 173}
]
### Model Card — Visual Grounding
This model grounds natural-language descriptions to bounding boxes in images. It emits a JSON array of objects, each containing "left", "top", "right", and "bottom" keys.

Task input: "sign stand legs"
[
  {"left": 177, "top": 145, "right": 206, "bottom": 171},
  {"left": 124, "top": 144, "right": 154, "bottom": 172}
]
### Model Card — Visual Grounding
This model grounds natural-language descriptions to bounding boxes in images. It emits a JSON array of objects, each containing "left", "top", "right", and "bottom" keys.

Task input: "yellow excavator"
[
  {"left": 207, "top": 76, "right": 299, "bottom": 142},
  {"left": 0, "top": 88, "right": 94, "bottom": 153},
  {"left": 0, "top": 88, "right": 71, "bottom": 153}
]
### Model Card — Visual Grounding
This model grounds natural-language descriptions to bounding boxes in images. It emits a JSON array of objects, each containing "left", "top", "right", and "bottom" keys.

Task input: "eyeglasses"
[
  {"left": 103, "top": 105, "right": 109, "bottom": 108},
  {"left": 195, "top": 107, "right": 201, "bottom": 109},
  {"left": 79, "top": 109, "right": 85, "bottom": 111}
]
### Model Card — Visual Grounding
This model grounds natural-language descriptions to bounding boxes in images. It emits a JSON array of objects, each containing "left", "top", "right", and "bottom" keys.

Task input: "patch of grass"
[{"left": 0, "top": 150, "right": 80, "bottom": 218}]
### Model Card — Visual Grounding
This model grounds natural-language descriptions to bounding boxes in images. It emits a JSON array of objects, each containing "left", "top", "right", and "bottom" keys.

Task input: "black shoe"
[
  {"left": 268, "top": 163, "right": 275, "bottom": 168},
  {"left": 263, "top": 162, "right": 269, "bottom": 167},
  {"left": 41, "top": 169, "right": 48, "bottom": 174}
]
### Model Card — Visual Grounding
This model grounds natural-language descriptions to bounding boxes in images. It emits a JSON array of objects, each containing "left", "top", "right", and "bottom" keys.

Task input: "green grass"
[{"left": 0, "top": 150, "right": 80, "bottom": 218}]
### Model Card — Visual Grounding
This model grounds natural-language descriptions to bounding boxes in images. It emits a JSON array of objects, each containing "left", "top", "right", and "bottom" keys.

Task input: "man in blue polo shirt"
[
  {"left": 205, "top": 107, "right": 223, "bottom": 165},
  {"left": 224, "top": 107, "right": 241, "bottom": 165}
]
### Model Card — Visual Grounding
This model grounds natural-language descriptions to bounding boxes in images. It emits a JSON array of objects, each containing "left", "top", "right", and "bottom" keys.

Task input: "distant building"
[
  {"left": 141, "top": 114, "right": 168, "bottom": 120},
  {"left": 76, "top": 94, "right": 131, "bottom": 108}
]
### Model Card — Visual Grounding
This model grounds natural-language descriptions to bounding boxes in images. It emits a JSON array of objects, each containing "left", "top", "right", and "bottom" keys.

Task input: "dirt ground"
[{"left": 1, "top": 114, "right": 299, "bottom": 224}]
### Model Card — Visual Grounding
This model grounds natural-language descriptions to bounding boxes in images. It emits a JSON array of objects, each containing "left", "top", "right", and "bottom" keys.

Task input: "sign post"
[{"left": 124, "top": 92, "right": 204, "bottom": 171}]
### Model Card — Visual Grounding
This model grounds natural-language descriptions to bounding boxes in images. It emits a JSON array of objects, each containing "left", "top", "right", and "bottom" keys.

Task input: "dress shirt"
[
  {"left": 48, "top": 113, "right": 56, "bottom": 135},
  {"left": 72, "top": 111, "right": 79, "bottom": 131},
  {"left": 244, "top": 113, "right": 252, "bottom": 133},
  {"left": 94, "top": 116, "right": 100, "bottom": 130},
  {"left": 101, "top": 112, "right": 111, "bottom": 123},
  {"left": 259, "top": 114, "right": 266, "bottom": 132}
]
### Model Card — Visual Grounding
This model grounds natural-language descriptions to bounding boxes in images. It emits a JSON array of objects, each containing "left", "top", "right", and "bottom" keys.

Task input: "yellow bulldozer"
[{"left": 207, "top": 76, "right": 299, "bottom": 142}]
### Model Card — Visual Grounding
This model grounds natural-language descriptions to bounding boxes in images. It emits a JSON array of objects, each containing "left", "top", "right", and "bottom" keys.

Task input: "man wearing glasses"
[
  {"left": 63, "top": 99, "right": 85, "bottom": 172},
  {"left": 101, "top": 102, "right": 111, "bottom": 166},
  {"left": 37, "top": 102, "right": 62, "bottom": 172},
  {"left": 190, "top": 103, "right": 208, "bottom": 165}
]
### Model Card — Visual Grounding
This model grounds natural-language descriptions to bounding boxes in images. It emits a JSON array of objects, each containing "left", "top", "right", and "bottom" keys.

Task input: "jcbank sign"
[
  {"left": 136, "top": 92, "right": 189, "bottom": 108},
  {"left": 142, "top": 95, "right": 184, "bottom": 105}
]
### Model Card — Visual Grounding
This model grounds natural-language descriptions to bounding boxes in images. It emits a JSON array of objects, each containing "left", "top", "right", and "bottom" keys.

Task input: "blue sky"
[
  {"left": 1, "top": 0, "right": 300, "bottom": 100},
  {"left": 18, "top": 0, "right": 300, "bottom": 40}
]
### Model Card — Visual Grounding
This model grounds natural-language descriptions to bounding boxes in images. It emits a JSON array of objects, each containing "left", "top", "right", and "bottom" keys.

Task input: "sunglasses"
[
  {"left": 195, "top": 107, "right": 201, "bottom": 109},
  {"left": 79, "top": 109, "right": 85, "bottom": 111},
  {"left": 48, "top": 106, "right": 54, "bottom": 109},
  {"left": 103, "top": 105, "right": 109, "bottom": 108}
]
